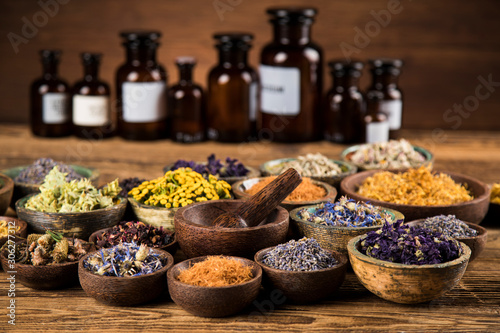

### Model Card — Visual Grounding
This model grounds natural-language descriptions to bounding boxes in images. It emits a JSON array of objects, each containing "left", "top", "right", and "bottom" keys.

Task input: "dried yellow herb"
[{"left": 491, "top": 183, "right": 500, "bottom": 204}]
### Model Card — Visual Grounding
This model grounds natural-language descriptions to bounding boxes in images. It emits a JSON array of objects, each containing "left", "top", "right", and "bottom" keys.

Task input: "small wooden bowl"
[
  {"left": 174, "top": 199, "right": 289, "bottom": 259},
  {"left": 289, "top": 205, "right": 404, "bottom": 257},
  {"left": 0, "top": 174, "right": 14, "bottom": 215},
  {"left": 232, "top": 177, "right": 337, "bottom": 212},
  {"left": 128, "top": 198, "right": 177, "bottom": 231},
  {"left": 340, "top": 144, "right": 433, "bottom": 171},
  {"left": 2, "top": 164, "right": 99, "bottom": 209},
  {"left": 254, "top": 247, "right": 348, "bottom": 304},
  {"left": 79, "top": 247, "right": 174, "bottom": 306},
  {"left": 15, "top": 194, "right": 127, "bottom": 240},
  {"left": 340, "top": 170, "right": 490, "bottom": 224},
  {"left": 347, "top": 234, "right": 471, "bottom": 304},
  {"left": 0, "top": 238, "right": 95, "bottom": 290},
  {"left": 0, "top": 217, "right": 28, "bottom": 248},
  {"left": 89, "top": 226, "right": 178, "bottom": 256},
  {"left": 163, "top": 163, "right": 261, "bottom": 185},
  {"left": 406, "top": 219, "right": 487, "bottom": 262},
  {"left": 167, "top": 255, "right": 262, "bottom": 317},
  {"left": 260, "top": 158, "right": 356, "bottom": 190}
]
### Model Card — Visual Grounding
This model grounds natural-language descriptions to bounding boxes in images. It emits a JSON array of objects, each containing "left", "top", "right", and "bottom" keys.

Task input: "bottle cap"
[
  {"left": 369, "top": 58, "right": 403, "bottom": 68},
  {"left": 175, "top": 56, "right": 197, "bottom": 66},
  {"left": 213, "top": 33, "right": 253, "bottom": 51},
  {"left": 267, "top": 7, "right": 317, "bottom": 24},
  {"left": 120, "top": 30, "right": 161, "bottom": 48},
  {"left": 81, "top": 52, "right": 102, "bottom": 65},
  {"left": 40, "top": 49, "right": 61, "bottom": 63},
  {"left": 328, "top": 60, "right": 364, "bottom": 77}
]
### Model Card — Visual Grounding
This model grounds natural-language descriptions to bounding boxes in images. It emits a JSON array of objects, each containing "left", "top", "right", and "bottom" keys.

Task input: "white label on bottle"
[
  {"left": 42, "top": 93, "right": 69, "bottom": 124},
  {"left": 259, "top": 65, "right": 300, "bottom": 116},
  {"left": 366, "top": 121, "right": 389, "bottom": 143},
  {"left": 73, "top": 95, "right": 110, "bottom": 126},
  {"left": 380, "top": 100, "right": 402, "bottom": 130},
  {"left": 249, "top": 82, "right": 258, "bottom": 122},
  {"left": 122, "top": 81, "right": 166, "bottom": 123}
]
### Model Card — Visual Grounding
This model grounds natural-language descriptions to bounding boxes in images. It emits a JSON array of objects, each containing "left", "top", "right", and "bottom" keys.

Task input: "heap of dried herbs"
[
  {"left": 96, "top": 221, "right": 174, "bottom": 248},
  {"left": 168, "top": 154, "right": 249, "bottom": 178},
  {"left": 267, "top": 153, "right": 343, "bottom": 177},
  {"left": 15, "top": 158, "right": 83, "bottom": 184}
]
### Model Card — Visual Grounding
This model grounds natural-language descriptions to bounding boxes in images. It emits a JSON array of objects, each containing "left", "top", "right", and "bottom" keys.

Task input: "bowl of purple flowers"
[{"left": 347, "top": 221, "right": 471, "bottom": 304}]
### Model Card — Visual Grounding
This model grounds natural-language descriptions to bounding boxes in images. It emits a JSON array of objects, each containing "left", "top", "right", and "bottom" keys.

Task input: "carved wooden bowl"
[{"left": 0, "top": 174, "right": 14, "bottom": 215}]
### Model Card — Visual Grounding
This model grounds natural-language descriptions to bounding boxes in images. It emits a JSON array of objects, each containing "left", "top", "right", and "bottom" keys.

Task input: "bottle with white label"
[
  {"left": 367, "top": 58, "right": 403, "bottom": 139},
  {"left": 207, "top": 33, "right": 258, "bottom": 142},
  {"left": 116, "top": 31, "right": 167, "bottom": 140},
  {"left": 259, "top": 7, "right": 323, "bottom": 142},
  {"left": 72, "top": 53, "right": 112, "bottom": 139},
  {"left": 364, "top": 91, "right": 389, "bottom": 143},
  {"left": 30, "top": 49, "right": 71, "bottom": 137}
]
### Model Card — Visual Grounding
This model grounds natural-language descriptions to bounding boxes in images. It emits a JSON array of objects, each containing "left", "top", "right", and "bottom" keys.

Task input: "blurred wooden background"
[{"left": 1, "top": 0, "right": 499, "bottom": 130}]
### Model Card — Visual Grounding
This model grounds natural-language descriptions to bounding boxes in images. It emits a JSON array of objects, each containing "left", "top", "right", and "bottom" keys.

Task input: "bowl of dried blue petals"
[
  {"left": 347, "top": 221, "right": 471, "bottom": 304},
  {"left": 79, "top": 242, "right": 174, "bottom": 306}
]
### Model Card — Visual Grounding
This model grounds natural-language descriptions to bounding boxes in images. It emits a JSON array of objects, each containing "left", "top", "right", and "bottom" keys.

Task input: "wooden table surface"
[{"left": 0, "top": 125, "right": 499, "bottom": 332}]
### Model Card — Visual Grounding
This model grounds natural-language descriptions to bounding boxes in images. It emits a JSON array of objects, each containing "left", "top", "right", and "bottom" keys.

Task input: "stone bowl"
[
  {"left": 254, "top": 247, "right": 348, "bottom": 304},
  {"left": 406, "top": 219, "right": 487, "bottom": 262},
  {"left": 340, "top": 169, "right": 490, "bottom": 224},
  {"left": 79, "top": 248, "right": 174, "bottom": 306},
  {"left": 347, "top": 234, "right": 471, "bottom": 304},
  {"left": 167, "top": 255, "right": 262, "bottom": 317},
  {"left": 260, "top": 158, "right": 356, "bottom": 190},
  {"left": 0, "top": 174, "right": 14, "bottom": 215},
  {"left": 0, "top": 217, "right": 28, "bottom": 248},
  {"left": 163, "top": 163, "right": 261, "bottom": 185},
  {"left": 289, "top": 205, "right": 404, "bottom": 257},
  {"left": 174, "top": 199, "right": 289, "bottom": 259},
  {"left": 15, "top": 194, "right": 127, "bottom": 240},
  {"left": 232, "top": 177, "right": 337, "bottom": 212}
]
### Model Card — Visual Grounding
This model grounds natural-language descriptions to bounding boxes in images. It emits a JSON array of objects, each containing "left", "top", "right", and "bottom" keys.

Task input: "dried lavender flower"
[
  {"left": 167, "top": 154, "right": 249, "bottom": 178},
  {"left": 15, "top": 158, "right": 83, "bottom": 184},
  {"left": 422, "top": 215, "right": 477, "bottom": 238}
]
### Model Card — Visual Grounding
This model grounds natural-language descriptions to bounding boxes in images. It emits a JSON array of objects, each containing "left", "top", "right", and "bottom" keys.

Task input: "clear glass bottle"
[
  {"left": 364, "top": 90, "right": 389, "bottom": 143},
  {"left": 168, "top": 57, "right": 205, "bottom": 143},
  {"left": 259, "top": 7, "right": 323, "bottom": 142},
  {"left": 367, "top": 58, "right": 403, "bottom": 139},
  {"left": 207, "top": 33, "right": 258, "bottom": 142},
  {"left": 30, "top": 49, "right": 71, "bottom": 137},
  {"left": 324, "top": 60, "right": 365, "bottom": 143},
  {"left": 116, "top": 31, "right": 167, "bottom": 140},
  {"left": 72, "top": 53, "right": 113, "bottom": 139}
]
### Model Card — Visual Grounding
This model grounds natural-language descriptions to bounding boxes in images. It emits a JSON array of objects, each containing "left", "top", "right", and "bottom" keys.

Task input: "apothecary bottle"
[
  {"left": 367, "top": 58, "right": 403, "bottom": 139},
  {"left": 168, "top": 57, "right": 205, "bottom": 143},
  {"left": 259, "top": 7, "right": 323, "bottom": 142},
  {"left": 364, "top": 90, "right": 389, "bottom": 143},
  {"left": 207, "top": 33, "right": 258, "bottom": 142},
  {"left": 30, "top": 49, "right": 71, "bottom": 137},
  {"left": 116, "top": 31, "right": 167, "bottom": 140},
  {"left": 324, "top": 60, "right": 365, "bottom": 144},
  {"left": 72, "top": 53, "right": 112, "bottom": 139}
]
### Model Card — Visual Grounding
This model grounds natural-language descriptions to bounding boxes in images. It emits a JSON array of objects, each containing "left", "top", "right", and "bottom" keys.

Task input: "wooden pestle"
[{"left": 212, "top": 168, "right": 302, "bottom": 228}]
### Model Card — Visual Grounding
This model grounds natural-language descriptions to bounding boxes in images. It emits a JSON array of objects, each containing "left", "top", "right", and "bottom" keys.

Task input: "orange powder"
[{"left": 246, "top": 177, "right": 326, "bottom": 202}]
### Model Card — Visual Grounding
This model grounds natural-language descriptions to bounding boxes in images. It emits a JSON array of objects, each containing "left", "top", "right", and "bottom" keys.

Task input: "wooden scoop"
[{"left": 212, "top": 168, "right": 302, "bottom": 228}]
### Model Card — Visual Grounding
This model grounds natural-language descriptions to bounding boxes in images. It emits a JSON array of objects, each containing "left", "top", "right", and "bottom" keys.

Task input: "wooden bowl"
[
  {"left": 340, "top": 170, "right": 490, "bottom": 224},
  {"left": 2, "top": 164, "right": 99, "bottom": 209},
  {"left": 0, "top": 217, "right": 28, "bottom": 248},
  {"left": 167, "top": 255, "right": 262, "bottom": 317},
  {"left": 128, "top": 198, "right": 177, "bottom": 231},
  {"left": 163, "top": 163, "right": 261, "bottom": 185},
  {"left": 406, "top": 219, "right": 487, "bottom": 262},
  {"left": 174, "top": 199, "right": 289, "bottom": 259},
  {"left": 260, "top": 158, "right": 356, "bottom": 190},
  {"left": 289, "top": 205, "right": 404, "bottom": 256},
  {"left": 15, "top": 194, "right": 127, "bottom": 240},
  {"left": 88, "top": 226, "right": 178, "bottom": 256},
  {"left": 347, "top": 234, "right": 471, "bottom": 304},
  {"left": 340, "top": 144, "right": 433, "bottom": 171},
  {"left": 0, "top": 238, "right": 95, "bottom": 289},
  {"left": 79, "top": 247, "right": 174, "bottom": 306},
  {"left": 0, "top": 174, "right": 14, "bottom": 215},
  {"left": 232, "top": 177, "right": 337, "bottom": 212},
  {"left": 254, "top": 247, "right": 348, "bottom": 304}
]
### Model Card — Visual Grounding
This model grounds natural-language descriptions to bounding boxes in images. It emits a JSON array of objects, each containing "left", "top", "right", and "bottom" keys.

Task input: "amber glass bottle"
[
  {"left": 364, "top": 90, "right": 389, "bottom": 143},
  {"left": 30, "top": 49, "right": 71, "bottom": 137},
  {"left": 207, "top": 33, "right": 258, "bottom": 142},
  {"left": 367, "top": 58, "right": 403, "bottom": 139},
  {"left": 324, "top": 60, "right": 365, "bottom": 143},
  {"left": 72, "top": 53, "right": 112, "bottom": 139},
  {"left": 259, "top": 8, "right": 322, "bottom": 142},
  {"left": 116, "top": 31, "right": 167, "bottom": 140},
  {"left": 168, "top": 57, "right": 205, "bottom": 143}
]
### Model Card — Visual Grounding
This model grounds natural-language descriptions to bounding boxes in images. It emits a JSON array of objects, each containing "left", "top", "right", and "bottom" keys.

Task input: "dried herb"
[
  {"left": 298, "top": 196, "right": 392, "bottom": 227},
  {"left": 422, "top": 215, "right": 477, "bottom": 238},
  {"left": 262, "top": 238, "right": 338, "bottom": 271},
  {"left": 491, "top": 183, "right": 500, "bottom": 204},
  {"left": 0, "top": 220, "right": 20, "bottom": 237},
  {"left": 350, "top": 139, "right": 426, "bottom": 169},
  {"left": 268, "top": 153, "right": 343, "bottom": 177},
  {"left": 14, "top": 158, "right": 83, "bottom": 184},
  {"left": 119, "top": 177, "right": 146, "bottom": 198},
  {"left": 83, "top": 243, "right": 168, "bottom": 277},
  {"left": 168, "top": 154, "right": 249, "bottom": 177},
  {"left": 360, "top": 221, "right": 463, "bottom": 265},
  {"left": 246, "top": 176, "right": 326, "bottom": 202},
  {"left": 96, "top": 221, "right": 174, "bottom": 248}
]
